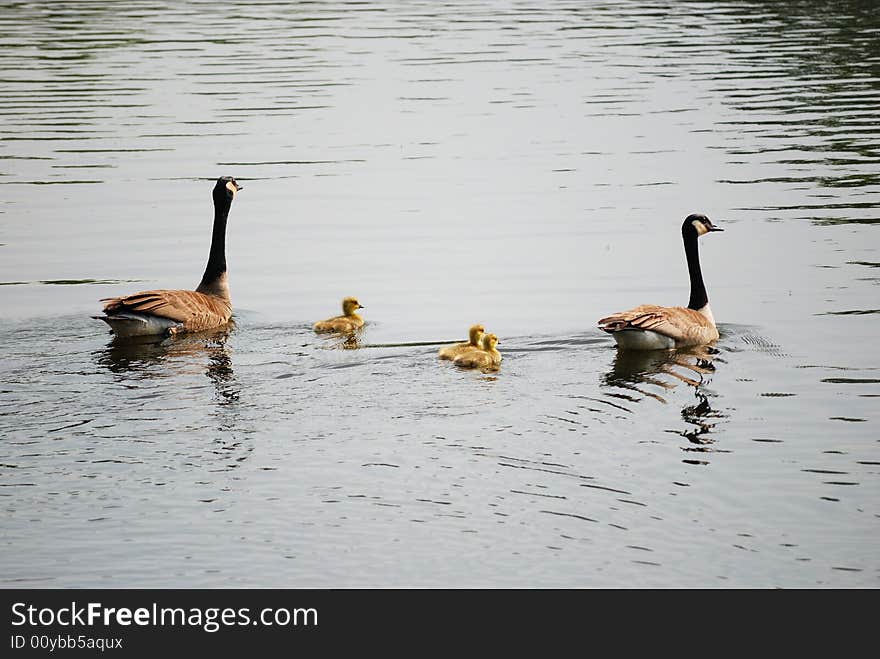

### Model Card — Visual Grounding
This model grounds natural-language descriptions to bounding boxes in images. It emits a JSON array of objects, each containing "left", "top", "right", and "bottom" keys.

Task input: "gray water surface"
[{"left": 1, "top": 1, "right": 878, "bottom": 587}]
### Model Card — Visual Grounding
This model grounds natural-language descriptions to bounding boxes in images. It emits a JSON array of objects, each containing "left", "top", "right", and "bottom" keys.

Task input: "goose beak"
[
  {"left": 709, "top": 224, "right": 723, "bottom": 232},
  {"left": 234, "top": 182, "right": 243, "bottom": 191}
]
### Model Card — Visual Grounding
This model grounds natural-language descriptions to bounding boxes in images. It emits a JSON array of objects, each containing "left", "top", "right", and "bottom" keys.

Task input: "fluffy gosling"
[
  {"left": 438, "top": 324, "right": 485, "bottom": 360},
  {"left": 453, "top": 333, "right": 501, "bottom": 371},
  {"left": 313, "top": 296, "right": 365, "bottom": 333}
]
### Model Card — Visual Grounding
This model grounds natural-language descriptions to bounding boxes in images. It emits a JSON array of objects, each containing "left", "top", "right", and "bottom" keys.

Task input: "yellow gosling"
[
  {"left": 438, "top": 324, "right": 485, "bottom": 360},
  {"left": 313, "top": 296, "right": 365, "bottom": 333},
  {"left": 454, "top": 333, "right": 501, "bottom": 371}
]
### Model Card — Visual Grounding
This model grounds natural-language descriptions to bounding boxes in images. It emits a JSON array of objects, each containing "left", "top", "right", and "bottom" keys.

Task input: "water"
[{"left": 1, "top": 1, "right": 878, "bottom": 587}]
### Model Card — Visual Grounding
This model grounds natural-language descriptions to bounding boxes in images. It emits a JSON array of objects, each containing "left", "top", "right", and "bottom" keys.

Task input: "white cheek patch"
[
  {"left": 225, "top": 181, "right": 237, "bottom": 195},
  {"left": 692, "top": 219, "right": 708, "bottom": 236}
]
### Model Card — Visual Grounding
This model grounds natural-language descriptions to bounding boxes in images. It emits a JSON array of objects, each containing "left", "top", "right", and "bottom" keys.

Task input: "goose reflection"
[
  {"left": 95, "top": 324, "right": 240, "bottom": 406},
  {"left": 673, "top": 390, "right": 728, "bottom": 452},
  {"left": 600, "top": 345, "right": 728, "bottom": 450},
  {"left": 93, "top": 326, "right": 251, "bottom": 470},
  {"left": 316, "top": 331, "right": 364, "bottom": 350}
]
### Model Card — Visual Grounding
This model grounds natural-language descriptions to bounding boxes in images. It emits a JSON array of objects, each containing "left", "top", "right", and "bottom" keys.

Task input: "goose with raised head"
[
  {"left": 438, "top": 324, "right": 485, "bottom": 360},
  {"left": 313, "top": 296, "right": 365, "bottom": 333},
  {"left": 454, "top": 333, "right": 502, "bottom": 371},
  {"left": 95, "top": 176, "right": 242, "bottom": 338},
  {"left": 598, "top": 213, "right": 724, "bottom": 350}
]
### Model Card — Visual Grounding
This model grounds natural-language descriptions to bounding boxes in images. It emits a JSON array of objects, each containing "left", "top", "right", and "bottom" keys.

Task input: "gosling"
[
  {"left": 313, "top": 296, "right": 365, "bottom": 333},
  {"left": 438, "top": 324, "right": 485, "bottom": 360},
  {"left": 454, "top": 333, "right": 501, "bottom": 371}
]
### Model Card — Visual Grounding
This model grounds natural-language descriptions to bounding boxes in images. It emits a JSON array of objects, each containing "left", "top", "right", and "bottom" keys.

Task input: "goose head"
[
  {"left": 342, "top": 296, "right": 364, "bottom": 316},
  {"left": 213, "top": 176, "right": 243, "bottom": 204},
  {"left": 683, "top": 213, "right": 723, "bottom": 238},
  {"left": 468, "top": 324, "right": 486, "bottom": 346}
]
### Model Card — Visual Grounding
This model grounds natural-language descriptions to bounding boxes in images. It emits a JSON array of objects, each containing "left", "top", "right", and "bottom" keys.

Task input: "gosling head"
[
  {"left": 213, "top": 175, "right": 243, "bottom": 203},
  {"left": 482, "top": 333, "right": 499, "bottom": 351},
  {"left": 683, "top": 213, "right": 723, "bottom": 238},
  {"left": 468, "top": 324, "right": 486, "bottom": 346},
  {"left": 342, "top": 296, "right": 364, "bottom": 316}
]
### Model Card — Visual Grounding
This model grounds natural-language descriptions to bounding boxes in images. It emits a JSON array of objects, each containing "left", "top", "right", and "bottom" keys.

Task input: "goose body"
[
  {"left": 313, "top": 297, "right": 365, "bottom": 333},
  {"left": 438, "top": 324, "right": 485, "bottom": 360},
  {"left": 99, "top": 289, "right": 233, "bottom": 337},
  {"left": 454, "top": 333, "right": 502, "bottom": 371},
  {"left": 598, "top": 214, "right": 723, "bottom": 350},
  {"left": 96, "top": 176, "right": 242, "bottom": 338}
]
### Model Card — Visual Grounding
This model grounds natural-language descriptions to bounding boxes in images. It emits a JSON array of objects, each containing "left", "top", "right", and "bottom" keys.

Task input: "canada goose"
[
  {"left": 598, "top": 213, "right": 723, "bottom": 350},
  {"left": 313, "top": 296, "right": 365, "bottom": 333},
  {"left": 438, "top": 324, "right": 485, "bottom": 360},
  {"left": 454, "top": 333, "right": 502, "bottom": 371},
  {"left": 95, "top": 176, "right": 243, "bottom": 338}
]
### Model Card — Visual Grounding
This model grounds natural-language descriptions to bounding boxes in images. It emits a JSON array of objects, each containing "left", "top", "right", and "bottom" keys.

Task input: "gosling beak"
[{"left": 358, "top": 304, "right": 364, "bottom": 309}]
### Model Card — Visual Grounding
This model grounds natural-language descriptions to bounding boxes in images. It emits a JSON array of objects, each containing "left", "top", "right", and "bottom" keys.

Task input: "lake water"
[{"left": 1, "top": 1, "right": 877, "bottom": 587}]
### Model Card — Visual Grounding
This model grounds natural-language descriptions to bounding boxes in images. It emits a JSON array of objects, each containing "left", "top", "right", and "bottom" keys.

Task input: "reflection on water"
[
  {"left": 313, "top": 329, "right": 366, "bottom": 351},
  {"left": 709, "top": 2, "right": 880, "bottom": 216},
  {"left": 600, "top": 344, "right": 728, "bottom": 453},
  {"left": 676, "top": 392, "right": 727, "bottom": 452},
  {"left": 1, "top": 0, "right": 877, "bottom": 228},
  {"left": 95, "top": 325, "right": 244, "bottom": 438},
  {"left": 98, "top": 326, "right": 235, "bottom": 381},
  {"left": 603, "top": 347, "right": 718, "bottom": 399}
]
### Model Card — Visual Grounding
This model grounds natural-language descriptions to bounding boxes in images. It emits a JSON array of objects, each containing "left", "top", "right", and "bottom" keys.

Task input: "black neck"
[
  {"left": 684, "top": 229, "right": 709, "bottom": 310},
  {"left": 199, "top": 198, "right": 230, "bottom": 288}
]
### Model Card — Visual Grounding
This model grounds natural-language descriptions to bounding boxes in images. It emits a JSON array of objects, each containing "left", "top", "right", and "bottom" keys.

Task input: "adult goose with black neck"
[
  {"left": 598, "top": 213, "right": 724, "bottom": 350},
  {"left": 95, "top": 176, "right": 243, "bottom": 338}
]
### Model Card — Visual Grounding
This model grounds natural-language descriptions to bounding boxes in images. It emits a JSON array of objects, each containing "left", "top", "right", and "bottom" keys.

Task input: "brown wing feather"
[
  {"left": 598, "top": 304, "right": 718, "bottom": 346},
  {"left": 101, "top": 289, "right": 232, "bottom": 332}
]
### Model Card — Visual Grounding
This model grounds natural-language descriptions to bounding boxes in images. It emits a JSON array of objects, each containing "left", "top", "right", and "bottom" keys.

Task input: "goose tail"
[{"left": 93, "top": 312, "right": 180, "bottom": 338}]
